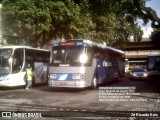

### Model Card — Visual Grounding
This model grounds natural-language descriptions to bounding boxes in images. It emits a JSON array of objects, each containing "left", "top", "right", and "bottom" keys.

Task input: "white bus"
[
  {"left": 0, "top": 46, "right": 50, "bottom": 87},
  {"left": 48, "top": 39, "right": 125, "bottom": 88}
]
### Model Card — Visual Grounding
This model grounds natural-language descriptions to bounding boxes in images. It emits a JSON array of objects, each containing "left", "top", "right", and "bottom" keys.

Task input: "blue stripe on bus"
[{"left": 50, "top": 73, "right": 81, "bottom": 81}]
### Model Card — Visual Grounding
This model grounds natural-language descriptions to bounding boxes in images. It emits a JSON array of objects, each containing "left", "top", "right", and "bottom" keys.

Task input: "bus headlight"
[
  {"left": 49, "top": 74, "right": 56, "bottom": 79},
  {"left": 72, "top": 74, "right": 85, "bottom": 80},
  {"left": 79, "top": 54, "right": 88, "bottom": 64},
  {"left": 72, "top": 74, "right": 81, "bottom": 80}
]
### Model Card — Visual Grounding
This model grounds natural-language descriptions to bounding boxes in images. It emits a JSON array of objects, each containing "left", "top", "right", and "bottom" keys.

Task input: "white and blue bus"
[
  {"left": 0, "top": 46, "right": 50, "bottom": 87},
  {"left": 48, "top": 39, "right": 125, "bottom": 88}
]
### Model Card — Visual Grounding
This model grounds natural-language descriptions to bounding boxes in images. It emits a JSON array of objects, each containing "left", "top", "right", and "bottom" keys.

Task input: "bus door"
[
  {"left": 11, "top": 48, "right": 25, "bottom": 85},
  {"left": 96, "top": 59, "right": 107, "bottom": 83},
  {"left": 104, "top": 59, "right": 113, "bottom": 81}
]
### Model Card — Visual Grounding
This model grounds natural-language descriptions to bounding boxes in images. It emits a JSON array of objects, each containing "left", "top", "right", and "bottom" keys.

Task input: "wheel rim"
[{"left": 92, "top": 77, "right": 97, "bottom": 88}]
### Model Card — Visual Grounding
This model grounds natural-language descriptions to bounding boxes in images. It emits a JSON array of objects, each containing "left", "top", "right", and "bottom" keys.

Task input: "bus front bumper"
[{"left": 48, "top": 80, "right": 88, "bottom": 88}]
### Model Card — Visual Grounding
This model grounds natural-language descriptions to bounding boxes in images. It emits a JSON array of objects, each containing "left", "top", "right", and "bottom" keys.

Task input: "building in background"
[{"left": 125, "top": 41, "right": 160, "bottom": 69}]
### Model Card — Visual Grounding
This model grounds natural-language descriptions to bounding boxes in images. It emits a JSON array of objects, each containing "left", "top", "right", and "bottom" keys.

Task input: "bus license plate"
[{"left": 60, "top": 82, "right": 67, "bottom": 85}]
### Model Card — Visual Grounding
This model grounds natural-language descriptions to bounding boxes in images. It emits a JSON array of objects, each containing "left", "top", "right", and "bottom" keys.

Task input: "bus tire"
[{"left": 91, "top": 76, "right": 98, "bottom": 89}]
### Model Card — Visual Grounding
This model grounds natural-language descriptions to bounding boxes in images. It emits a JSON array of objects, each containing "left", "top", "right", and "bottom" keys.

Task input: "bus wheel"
[{"left": 91, "top": 76, "right": 98, "bottom": 89}]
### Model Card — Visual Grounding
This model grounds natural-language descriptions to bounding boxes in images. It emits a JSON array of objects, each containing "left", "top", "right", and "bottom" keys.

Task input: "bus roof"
[
  {"left": 84, "top": 40, "right": 124, "bottom": 54},
  {"left": 53, "top": 39, "right": 124, "bottom": 54},
  {"left": 129, "top": 60, "right": 146, "bottom": 63},
  {"left": 0, "top": 45, "right": 49, "bottom": 52}
]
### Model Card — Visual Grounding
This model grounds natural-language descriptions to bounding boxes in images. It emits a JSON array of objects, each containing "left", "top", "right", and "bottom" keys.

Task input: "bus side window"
[
  {"left": 86, "top": 48, "right": 93, "bottom": 66},
  {"left": 93, "top": 47, "right": 101, "bottom": 58}
]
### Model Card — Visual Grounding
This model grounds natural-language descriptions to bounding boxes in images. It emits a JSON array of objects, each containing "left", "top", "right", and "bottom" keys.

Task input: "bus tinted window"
[
  {"left": 52, "top": 46, "right": 83, "bottom": 66},
  {"left": 52, "top": 46, "right": 93, "bottom": 66},
  {"left": 26, "top": 49, "right": 50, "bottom": 62},
  {"left": 0, "top": 49, "right": 12, "bottom": 66},
  {"left": 0, "top": 49, "right": 12, "bottom": 75},
  {"left": 93, "top": 47, "right": 108, "bottom": 59}
]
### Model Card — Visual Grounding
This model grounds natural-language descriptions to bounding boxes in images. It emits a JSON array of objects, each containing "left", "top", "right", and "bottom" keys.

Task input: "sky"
[{"left": 141, "top": 0, "right": 160, "bottom": 38}]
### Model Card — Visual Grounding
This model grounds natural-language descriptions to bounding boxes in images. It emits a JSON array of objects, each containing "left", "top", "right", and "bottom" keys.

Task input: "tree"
[
  {"left": 88, "top": 0, "right": 145, "bottom": 48},
  {"left": 133, "top": 0, "right": 160, "bottom": 48},
  {"left": 1, "top": 0, "right": 156, "bottom": 48},
  {"left": 1, "top": 0, "right": 94, "bottom": 47},
  {"left": 1, "top": 0, "right": 52, "bottom": 47},
  {"left": 133, "top": 0, "right": 160, "bottom": 28},
  {"left": 150, "top": 29, "right": 160, "bottom": 48}
]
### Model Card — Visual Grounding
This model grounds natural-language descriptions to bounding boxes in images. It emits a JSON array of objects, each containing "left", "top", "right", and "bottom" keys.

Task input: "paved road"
[{"left": 0, "top": 75, "right": 160, "bottom": 119}]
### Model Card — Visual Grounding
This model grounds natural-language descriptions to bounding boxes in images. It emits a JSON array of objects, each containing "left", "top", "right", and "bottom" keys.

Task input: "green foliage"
[
  {"left": 89, "top": 0, "right": 144, "bottom": 48},
  {"left": 1, "top": 0, "right": 150, "bottom": 48},
  {"left": 2, "top": 0, "right": 52, "bottom": 33},
  {"left": 150, "top": 29, "right": 160, "bottom": 48}
]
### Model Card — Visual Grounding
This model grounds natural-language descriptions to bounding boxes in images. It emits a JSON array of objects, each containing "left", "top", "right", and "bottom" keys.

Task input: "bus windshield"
[
  {"left": 0, "top": 49, "right": 12, "bottom": 75},
  {"left": 52, "top": 46, "right": 85, "bottom": 66}
]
